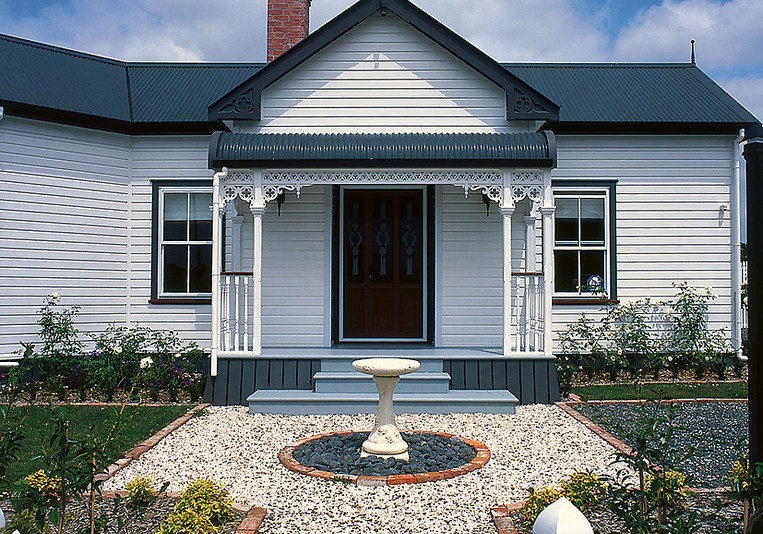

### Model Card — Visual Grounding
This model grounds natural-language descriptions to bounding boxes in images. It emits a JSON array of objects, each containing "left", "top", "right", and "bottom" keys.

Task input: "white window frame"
[
  {"left": 552, "top": 187, "right": 611, "bottom": 297},
  {"left": 158, "top": 187, "right": 213, "bottom": 297}
]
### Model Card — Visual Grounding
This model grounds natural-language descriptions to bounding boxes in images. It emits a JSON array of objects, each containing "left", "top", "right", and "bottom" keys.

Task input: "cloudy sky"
[{"left": 0, "top": 0, "right": 760, "bottom": 120}]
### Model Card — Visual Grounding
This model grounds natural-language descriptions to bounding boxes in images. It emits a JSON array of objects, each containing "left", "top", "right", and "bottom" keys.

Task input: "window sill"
[
  {"left": 552, "top": 298, "right": 619, "bottom": 306},
  {"left": 149, "top": 298, "right": 212, "bottom": 305}
]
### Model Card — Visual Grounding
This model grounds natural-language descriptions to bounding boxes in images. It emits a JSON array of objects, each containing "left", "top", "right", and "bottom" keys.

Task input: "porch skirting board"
[{"left": 203, "top": 353, "right": 560, "bottom": 409}]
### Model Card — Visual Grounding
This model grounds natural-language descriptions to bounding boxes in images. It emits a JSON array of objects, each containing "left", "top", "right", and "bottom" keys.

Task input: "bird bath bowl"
[{"left": 352, "top": 358, "right": 421, "bottom": 461}]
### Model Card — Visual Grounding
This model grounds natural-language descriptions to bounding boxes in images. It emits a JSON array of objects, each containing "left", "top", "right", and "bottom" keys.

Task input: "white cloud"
[
  {"left": 613, "top": 0, "right": 763, "bottom": 69},
  {"left": 312, "top": 0, "right": 611, "bottom": 62}
]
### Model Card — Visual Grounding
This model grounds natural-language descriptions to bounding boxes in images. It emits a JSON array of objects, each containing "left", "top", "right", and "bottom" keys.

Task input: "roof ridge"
[
  {"left": 0, "top": 32, "right": 125, "bottom": 67},
  {"left": 502, "top": 62, "right": 695, "bottom": 68},
  {"left": 127, "top": 62, "right": 265, "bottom": 68}
]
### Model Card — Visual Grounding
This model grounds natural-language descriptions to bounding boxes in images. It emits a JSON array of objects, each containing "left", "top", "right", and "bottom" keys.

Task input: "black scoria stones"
[{"left": 291, "top": 432, "right": 477, "bottom": 476}]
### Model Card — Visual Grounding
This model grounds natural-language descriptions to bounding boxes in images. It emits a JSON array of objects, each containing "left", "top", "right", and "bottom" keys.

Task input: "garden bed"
[
  {"left": 497, "top": 491, "right": 743, "bottom": 534},
  {"left": 0, "top": 496, "right": 248, "bottom": 534},
  {"left": 571, "top": 400, "right": 747, "bottom": 488}
]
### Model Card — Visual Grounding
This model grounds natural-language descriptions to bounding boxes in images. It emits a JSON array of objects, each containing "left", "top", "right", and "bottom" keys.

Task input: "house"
[{"left": 0, "top": 0, "right": 758, "bottom": 413}]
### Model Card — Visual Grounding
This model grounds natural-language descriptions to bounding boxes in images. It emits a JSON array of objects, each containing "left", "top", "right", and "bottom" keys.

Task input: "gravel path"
[
  {"left": 104, "top": 405, "right": 621, "bottom": 534},
  {"left": 575, "top": 401, "right": 748, "bottom": 488}
]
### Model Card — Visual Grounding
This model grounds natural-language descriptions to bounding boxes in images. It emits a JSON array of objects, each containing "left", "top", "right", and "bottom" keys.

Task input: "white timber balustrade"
[
  {"left": 220, "top": 272, "right": 253, "bottom": 352},
  {"left": 512, "top": 272, "right": 545, "bottom": 353}
]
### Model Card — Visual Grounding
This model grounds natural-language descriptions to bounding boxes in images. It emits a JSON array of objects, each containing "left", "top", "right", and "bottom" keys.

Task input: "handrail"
[
  {"left": 511, "top": 271, "right": 544, "bottom": 277},
  {"left": 221, "top": 271, "right": 254, "bottom": 276}
]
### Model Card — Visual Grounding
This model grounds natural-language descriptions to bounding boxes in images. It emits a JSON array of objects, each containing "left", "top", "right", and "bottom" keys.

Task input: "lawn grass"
[
  {"left": 3, "top": 404, "right": 191, "bottom": 483},
  {"left": 570, "top": 381, "right": 748, "bottom": 401}
]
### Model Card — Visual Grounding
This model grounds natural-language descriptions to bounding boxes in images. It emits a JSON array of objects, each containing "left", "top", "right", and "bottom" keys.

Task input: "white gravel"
[{"left": 104, "top": 405, "right": 620, "bottom": 533}]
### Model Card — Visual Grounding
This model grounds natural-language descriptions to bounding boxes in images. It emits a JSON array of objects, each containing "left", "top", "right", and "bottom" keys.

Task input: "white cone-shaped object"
[{"left": 533, "top": 497, "right": 594, "bottom": 534}]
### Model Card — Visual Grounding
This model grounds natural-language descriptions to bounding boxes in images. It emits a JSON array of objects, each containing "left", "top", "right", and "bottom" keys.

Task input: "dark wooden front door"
[{"left": 343, "top": 189, "right": 424, "bottom": 339}]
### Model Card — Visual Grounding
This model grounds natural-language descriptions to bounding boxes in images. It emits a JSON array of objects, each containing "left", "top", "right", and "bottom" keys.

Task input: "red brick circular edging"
[{"left": 278, "top": 430, "right": 490, "bottom": 485}]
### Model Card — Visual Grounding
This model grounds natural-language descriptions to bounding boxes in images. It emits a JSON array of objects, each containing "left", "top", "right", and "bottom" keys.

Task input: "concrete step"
[
  {"left": 313, "top": 371, "right": 451, "bottom": 394},
  {"left": 320, "top": 357, "right": 443, "bottom": 373},
  {"left": 246, "top": 389, "right": 518, "bottom": 415}
]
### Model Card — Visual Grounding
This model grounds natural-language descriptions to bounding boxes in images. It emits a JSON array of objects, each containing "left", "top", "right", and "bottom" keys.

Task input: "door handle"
[{"left": 369, "top": 265, "right": 373, "bottom": 281}]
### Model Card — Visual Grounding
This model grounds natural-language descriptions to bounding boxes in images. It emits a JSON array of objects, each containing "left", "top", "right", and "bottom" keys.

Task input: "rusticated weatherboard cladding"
[
  {"left": 127, "top": 136, "right": 212, "bottom": 345},
  {"left": 0, "top": 117, "right": 130, "bottom": 353},
  {"left": 438, "top": 187, "right": 531, "bottom": 348},
  {"left": 241, "top": 13, "right": 514, "bottom": 134},
  {"left": 235, "top": 186, "right": 328, "bottom": 347},
  {"left": 550, "top": 134, "right": 734, "bottom": 349}
]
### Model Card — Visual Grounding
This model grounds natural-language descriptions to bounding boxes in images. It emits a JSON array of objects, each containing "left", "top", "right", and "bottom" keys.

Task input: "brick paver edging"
[
  {"left": 94, "top": 403, "right": 210, "bottom": 483},
  {"left": 490, "top": 501, "right": 525, "bottom": 534},
  {"left": 278, "top": 430, "right": 490, "bottom": 485},
  {"left": 555, "top": 401, "right": 634, "bottom": 456}
]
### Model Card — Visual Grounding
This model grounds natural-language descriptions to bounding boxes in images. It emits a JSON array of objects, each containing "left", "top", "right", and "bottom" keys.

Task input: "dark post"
[{"left": 745, "top": 123, "right": 763, "bottom": 534}]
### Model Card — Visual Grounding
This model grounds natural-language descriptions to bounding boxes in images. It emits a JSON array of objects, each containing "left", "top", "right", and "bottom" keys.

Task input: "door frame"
[{"left": 333, "top": 185, "right": 433, "bottom": 343}]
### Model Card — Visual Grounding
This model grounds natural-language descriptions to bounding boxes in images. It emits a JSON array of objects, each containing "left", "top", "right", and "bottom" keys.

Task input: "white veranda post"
[
  {"left": 540, "top": 170, "right": 555, "bottom": 355},
  {"left": 210, "top": 167, "right": 228, "bottom": 377},
  {"left": 501, "top": 170, "right": 515, "bottom": 356},
  {"left": 250, "top": 171, "right": 266, "bottom": 356}
]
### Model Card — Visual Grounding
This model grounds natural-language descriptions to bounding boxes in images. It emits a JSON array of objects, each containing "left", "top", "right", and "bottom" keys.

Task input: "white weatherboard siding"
[
  {"left": 550, "top": 135, "right": 735, "bottom": 350},
  {"left": 438, "top": 187, "right": 531, "bottom": 347},
  {"left": 236, "top": 186, "right": 328, "bottom": 347},
  {"left": 128, "top": 136, "right": 212, "bottom": 346},
  {"left": 0, "top": 117, "right": 130, "bottom": 353},
  {"left": 241, "top": 13, "right": 518, "bottom": 134}
]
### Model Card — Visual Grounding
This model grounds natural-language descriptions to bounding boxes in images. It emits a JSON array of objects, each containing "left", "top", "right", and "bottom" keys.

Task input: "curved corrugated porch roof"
[{"left": 208, "top": 132, "right": 556, "bottom": 169}]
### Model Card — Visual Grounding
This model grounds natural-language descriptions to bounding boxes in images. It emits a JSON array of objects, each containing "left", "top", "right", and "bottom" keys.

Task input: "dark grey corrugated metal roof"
[
  {"left": 0, "top": 34, "right": 130, "bottom": 120},
  {"left": 128, "top": 64, "right": 259, "bottom": 122},
  {"left": 209, "top": 132, "right": 555, "bottom": 168},
  {"left": 0, "top": 33, "right": 261, "bottom": 126},
  {"left": 504, "top": 63, "right": 758, "bottom": 124},
  {"left": 0, "top": 33, "right": 757, "bottom": 128}
]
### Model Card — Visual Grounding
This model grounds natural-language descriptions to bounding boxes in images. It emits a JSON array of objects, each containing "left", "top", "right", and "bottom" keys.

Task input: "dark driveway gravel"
[{"left": 575, "top": 401, "right": 748, "bottom": 488}]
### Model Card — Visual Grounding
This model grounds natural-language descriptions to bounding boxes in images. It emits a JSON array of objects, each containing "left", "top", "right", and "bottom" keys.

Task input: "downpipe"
[{"left": 732, "top": 130, "right": 746, "bottom": 360}]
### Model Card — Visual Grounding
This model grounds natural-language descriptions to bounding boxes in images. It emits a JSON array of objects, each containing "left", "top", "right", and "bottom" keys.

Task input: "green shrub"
[
  {"left": 157, "top": 508, "right": 217, "bottom": 534},
  {"left": 157, "top": 479, "right": 235, "bottom": 534},
  {"left": 644, "top": 469, "right": 686, "bottom": 507},
  {"left": 521, "top": 471, "right": 606, "bottom": 526},
  {"left": 521, "top": 485, "right": 563, "bottom": 526},
  {"left": 127, "top": 476, "right": 156, "bottom": 508},
  {"left": 560, "top": 471, "right": 606, "bottom": 512}
]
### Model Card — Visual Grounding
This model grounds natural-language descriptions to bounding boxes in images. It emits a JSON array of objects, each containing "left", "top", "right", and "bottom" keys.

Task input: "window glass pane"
[
  {"left": 580, "top": 250, "right": 605, "bottom": 293},
  {"left": 189, "top": 245, "right": 212, "bottom": 293},
  {"left": 163, "top": 245, "right": 187, "bottom": 293},
  {"left": 555, "top": 198, "right": 578, "bottom": 244},
  {"left": 554, "top": 250, "right": 578, "bottom": 293},
  {"left": 581, "top": 198, "right": 605, "bottom": 244},
  {"left": 189, "top": 193, "right": 213, "bottom": 241},
  {"left": 163, "top": 193, "right": 187, "bottom": 241}
]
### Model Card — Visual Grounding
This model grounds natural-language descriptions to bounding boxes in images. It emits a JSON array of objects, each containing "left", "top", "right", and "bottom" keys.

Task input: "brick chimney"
[{"left": 267, "top": 0, "right": 311, "bottom": 62}]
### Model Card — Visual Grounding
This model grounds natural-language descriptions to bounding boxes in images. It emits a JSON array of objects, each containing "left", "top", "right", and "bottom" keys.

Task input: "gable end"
[{"left": 208, "top": 0, "right": 559, "bottom": 123}]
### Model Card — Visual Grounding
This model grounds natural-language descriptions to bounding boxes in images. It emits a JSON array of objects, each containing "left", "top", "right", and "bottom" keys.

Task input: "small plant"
[
  {"left": 561, "top": 471, "right": 606, "bottom": 512},
  {"left": 521, "top": 485, "right": 563, "bottom": 526},
  {"left": 126, "top": 476, "right": 157, "bottom": 508},
  {"left": 157, "top": 479, "right": 236, "bottom": 534},
  {"left": 521, "top": 471, "right": 606, "bottom": 526},
  {"left": 726, "top": 453, "right": 763, "bottom": 533}
]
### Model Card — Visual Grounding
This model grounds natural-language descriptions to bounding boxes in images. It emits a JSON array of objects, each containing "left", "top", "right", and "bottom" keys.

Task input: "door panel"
[{"left": 343, "top": 189, "right": 423, "bottom": 339}]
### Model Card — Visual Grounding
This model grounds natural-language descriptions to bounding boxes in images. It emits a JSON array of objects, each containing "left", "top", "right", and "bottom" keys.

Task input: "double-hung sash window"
[
  {"left": 159, "top": 189, "right": 213, "bottom": 296},
  {"left": 553, "top": 189, "right": 610, "bottom": 296}
]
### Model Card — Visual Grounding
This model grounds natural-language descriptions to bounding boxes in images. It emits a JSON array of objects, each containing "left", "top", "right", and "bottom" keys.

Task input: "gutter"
[{"left": 732, "top": 129, "right": 745, "bottom": 360}]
